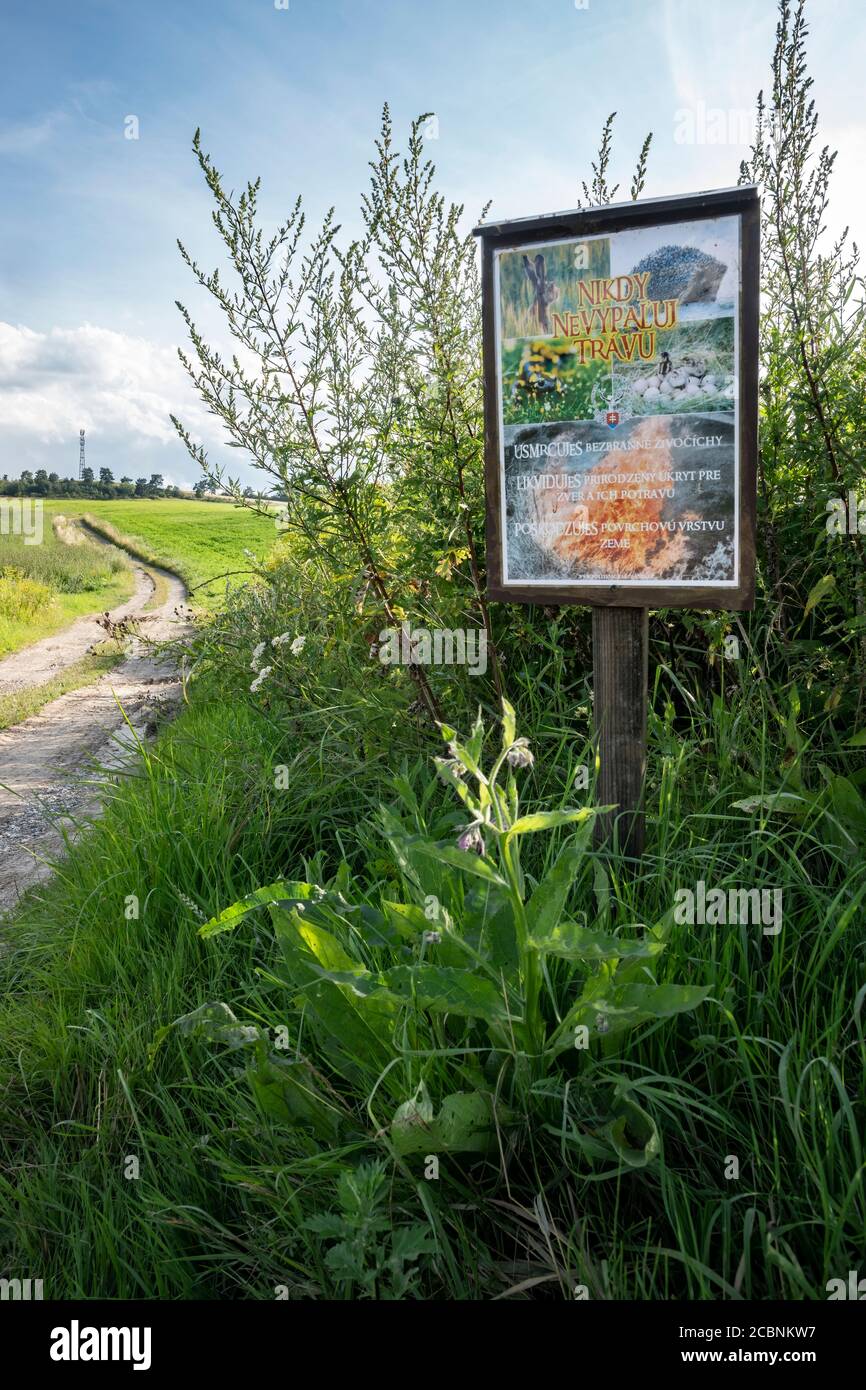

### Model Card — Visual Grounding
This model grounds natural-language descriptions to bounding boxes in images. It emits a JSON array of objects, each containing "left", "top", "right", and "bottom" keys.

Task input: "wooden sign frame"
[{"left": 474, "top": 186, "right": 759, "bottom": 611}]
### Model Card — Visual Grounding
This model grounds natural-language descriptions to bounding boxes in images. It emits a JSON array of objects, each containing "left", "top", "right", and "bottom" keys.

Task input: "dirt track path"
[
  {"left": 0, "top": 560, "right": 190, "bottom": 915},
  {"left": 0, "top": 565, "right": 156, "bottom": 694}
]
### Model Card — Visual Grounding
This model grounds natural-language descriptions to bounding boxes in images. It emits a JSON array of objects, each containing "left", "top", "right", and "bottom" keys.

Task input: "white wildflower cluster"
[
  {"left": 250, "top": 666, "right": 273, "bottom": 694},
  {"left": 272, "top": 632, "right": 306, "bottom": 655},
  {"left": 251, "top": 634, "right": 304, "bottom": 689},
  {"left": 276, "top": 633, "right": 309, "bottom": 653}
]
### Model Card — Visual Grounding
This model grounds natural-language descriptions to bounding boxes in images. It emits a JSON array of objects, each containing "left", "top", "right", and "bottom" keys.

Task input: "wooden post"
[{"left": 592, "top": 606, "right": 648, "bottom": 857}]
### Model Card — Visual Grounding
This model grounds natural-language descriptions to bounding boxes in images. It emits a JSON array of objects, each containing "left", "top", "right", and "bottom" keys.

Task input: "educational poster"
[{"left": 495, "top": 216, "right": 740, "bottom": 586}]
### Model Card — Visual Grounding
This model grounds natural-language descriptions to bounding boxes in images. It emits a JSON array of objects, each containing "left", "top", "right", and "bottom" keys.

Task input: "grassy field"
[
  {"left": 0, "top": 512, "right": 134, "bottom": 658},
  {"left": 73, "top": 500, "right": 279, "bottom": 607},
  {"left": 0, "top": 498, "right": 278, "bottom": 726},
  {"left": 1, "top": 497, "right": 278, "bottom": 659}
]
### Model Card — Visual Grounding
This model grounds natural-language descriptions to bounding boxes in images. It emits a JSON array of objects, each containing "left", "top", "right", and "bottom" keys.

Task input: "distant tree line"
[{"left": 0, "top": 469, "right": 276, "bottom": 502}]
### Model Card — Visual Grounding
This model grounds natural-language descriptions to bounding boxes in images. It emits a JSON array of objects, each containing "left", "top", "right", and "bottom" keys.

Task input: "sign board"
[{"left": 475, "top": 187, "right": 759, "bottom": 610}]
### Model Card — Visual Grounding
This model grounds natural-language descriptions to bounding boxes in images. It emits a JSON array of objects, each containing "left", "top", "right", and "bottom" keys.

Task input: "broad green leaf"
[
  {"left": 391, "top": 1082, "right": 505, "bottom": 1155},
  {"left": 304, "top": 965, "right": 384, "bottom": 997},
  {"left": 391, "top": 1082, "right": 435, "bottom": 1155},
  {"left": 466, "top": 708, "right": 486, "bottom": 766},
  {"left": 527, "top": 920, "right": 664, "bottom": 961},
  {"left": 383, "top": 964, "right": 512, "bottom": 1023},
  {"left": 381, "top": 900, "right": 428, "bottom": 940},
  {"left": 394, "top": 1079, "right": 434, "bottom": 1119},
  {"left": 334, "top": 899, "right": 401, "bottom": 949},
  {"left": 824, "top": 773, "right": 866, "bottom": 845},
  {"left": 150, "top": 1000, "right": 262, "bottom": 1062},
  {"left": 390, "top": 772, "right": 420, "bottom": 817},
  {"left": 330, "top": 859, "right": 353, "bottom": 895},
  {"left": 272, "top": 917, "right": 397, "bottom": 1081},
  {"left": 413, "top": 840, "right": 507, "bottom": 887},
  {"left": 593, "top": 860, "right": 611, "bottom": 928},
  {"left": 552, "top": 979, "right": 709, "bottom": 1054},
  {"left": 731, "top": 791, "right": 812, "bottom": 815},
  {"left": 508, "top": 808, "right": 595, "bottom": 837},
  {"left": 525, "top": 826, "right": 593, "bottom": 939},
  {"left": 845, "top": 728, "right": 866, "bottom": 747},
  {"left": 294, "top": 977, "right": 396, "bottom": 1082},
  {"left": 152, "top": 1004, "right": 344, "bottom": 1142},
  {"left": 605, "top": 1098, "right": 660, "bottom": 1168},
  {"left": 247, "top": 1050, "right": 343, "bottom": 1141},
  {"left": 199, "top": 881, "right": 319, "bottom": 938},
  {"left": 378, "top": 805, "right": 424, "bottom": 890},
  {"left": 293, "top": 916, "right": 360, "bottom": 974},
  {"left": 484, "top": 899, "right": 519, "bottom": 970},
  {"left": 435, "top": 1091, "right": 505, "bottom": 1150},
  {"left": 303, "top": 958, "right": 512, "bottom": 1025},
  {"left": 598, "top": 982, "right": 711, "bottom": 1018},
  {"left": 501, "top": 698, "right": 517, "bottom": 751}
]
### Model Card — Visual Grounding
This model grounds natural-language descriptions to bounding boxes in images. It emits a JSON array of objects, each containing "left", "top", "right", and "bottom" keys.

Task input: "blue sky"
[{"left": 1, "top": 0, "right": 863, "bottom": 485}]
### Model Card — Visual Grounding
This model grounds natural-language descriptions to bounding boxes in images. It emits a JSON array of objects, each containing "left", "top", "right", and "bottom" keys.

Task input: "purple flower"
[
  {"left": 506, "top": 738, "right": 534, "bottom": 769},
  {"left": 457, "top": 824, "right": 485, "bottom": 855}
]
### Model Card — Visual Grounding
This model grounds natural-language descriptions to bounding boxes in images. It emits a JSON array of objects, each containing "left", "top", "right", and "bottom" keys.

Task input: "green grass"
[
  {"left": 0, "top": 641, "right": 126, "bottom": 730},
  {"left": 0, "top": 517, "right": 134, "bottom": 657},
  {"left": 0, "top": 693, "right": 399, "bottom": 1298},
  {"left": 1, "top": 495, "right": 277, "bottom": 668},
  {"left": 0, "top": 507, "right": 861, "bottom": 1302},
  {"left": 67, "top": 499, "right": 279, "bottom": 608},
  {"left": 0, "top": 623, "right": 862, "bottom": 1299}
]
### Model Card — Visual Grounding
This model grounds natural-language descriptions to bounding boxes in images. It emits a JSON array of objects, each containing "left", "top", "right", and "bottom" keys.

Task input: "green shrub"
[
  {"left": 0, "top": 568, "right": 53, "bottom": 619},
  {"left": 163, "top": 703, "right": 707, "bottom": 1177}
]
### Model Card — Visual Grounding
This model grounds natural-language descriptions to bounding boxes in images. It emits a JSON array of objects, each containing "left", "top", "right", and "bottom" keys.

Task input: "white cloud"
[{"left": 0, "top": 319, "right": 222, "bottom": 450}]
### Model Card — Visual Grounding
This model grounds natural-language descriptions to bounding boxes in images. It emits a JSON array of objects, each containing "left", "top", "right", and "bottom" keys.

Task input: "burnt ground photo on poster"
[{"left": 503, "top": 413, "right": 736, "bottom": 585}]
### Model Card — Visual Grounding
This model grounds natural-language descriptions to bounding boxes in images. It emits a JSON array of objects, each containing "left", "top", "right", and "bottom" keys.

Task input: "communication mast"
[{"left": 78, "top": 429, "right": 86, "bottom": 479}]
